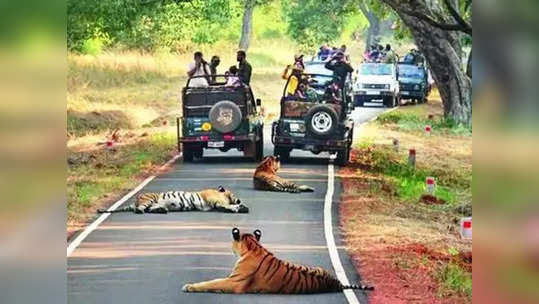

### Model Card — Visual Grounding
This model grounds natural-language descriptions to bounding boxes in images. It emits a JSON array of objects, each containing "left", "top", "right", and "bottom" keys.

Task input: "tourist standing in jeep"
[
  {"left": 324, "top": 52, "right": 354, "bottom": 89},
  {"left": 187, "top": 51, "right": 211, "bottom": 88},
  {"left": 237, "top": 50, "right": 252, "bottom": 85}
]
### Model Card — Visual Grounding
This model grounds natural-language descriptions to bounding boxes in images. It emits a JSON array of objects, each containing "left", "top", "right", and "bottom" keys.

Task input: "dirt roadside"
[{"left": 340, "top": 97, "right": 472, "bottom": 303}]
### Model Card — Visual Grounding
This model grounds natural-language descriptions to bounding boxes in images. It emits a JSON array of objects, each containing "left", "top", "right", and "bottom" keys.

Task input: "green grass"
[
  {"left": 377, "top": 111, "right": 472, "bottom": 136},
  {"left": 67, "top": 132, "right": 175, "bottom": 222},
  {"left": 368, "top": 147, "right": 459, "bottom": 204},
  {"left": 437, "top": 263, "right": 472, "bottom": 297}
]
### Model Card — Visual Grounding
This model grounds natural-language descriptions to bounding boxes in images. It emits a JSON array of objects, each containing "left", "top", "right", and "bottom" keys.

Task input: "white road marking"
[
  {"left": 324, "top": 155, "right": 361, "bottom": 304},
  {"left": 67, "top": 154, "right": 181, "bottom": 257}
]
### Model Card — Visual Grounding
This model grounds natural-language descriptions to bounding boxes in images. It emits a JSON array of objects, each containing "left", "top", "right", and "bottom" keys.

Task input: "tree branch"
[
  {"left": 402, "top": 8, "right": 467, "bottom": 32},
  {"left": 443, "top": 0, "right": 472, "bottom": 35}
]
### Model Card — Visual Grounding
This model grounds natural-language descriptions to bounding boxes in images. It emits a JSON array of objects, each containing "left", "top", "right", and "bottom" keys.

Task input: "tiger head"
[
  {"left": 231, "top": 227, "right": 262, "bottom": 257},
  {"left": 200, "top": 186, "right": 249, "bottom": 213},
  {"left": 255, "top": 155, "right": 280, "bottom": 175}
]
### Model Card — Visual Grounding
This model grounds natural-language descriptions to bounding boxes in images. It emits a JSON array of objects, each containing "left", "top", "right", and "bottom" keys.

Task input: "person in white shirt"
[
  {"left": 187, "top": 51, "right": 210, "bottom": 87},
  {"left": 224, "top": 66, "right": 241, "bottom": 87}
]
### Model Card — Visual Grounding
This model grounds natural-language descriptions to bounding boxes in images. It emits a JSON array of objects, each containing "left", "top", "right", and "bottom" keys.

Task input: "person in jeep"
[
  {"left": 237, "top": 50, "right": 252, "bottom": 85},
  {"left": 187, "top": 51, "right": 210, "bottom": 88},
  {"left": 324, "top": 52, "right": 354, "bottom": 89}
]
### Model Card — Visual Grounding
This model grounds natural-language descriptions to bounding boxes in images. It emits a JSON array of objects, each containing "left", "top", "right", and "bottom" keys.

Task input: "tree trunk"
[
  {"left": 466, "top": 48, "right": 472, "bottom": 78},
  {"left": 358, "top": 2, "right": 380, "bottom": 52},
  {"left": 381, "top": 0, "right": 472, "bottom": 126},
  {"left": 239, "top": 0, "right": 255, "bottom": 50}
]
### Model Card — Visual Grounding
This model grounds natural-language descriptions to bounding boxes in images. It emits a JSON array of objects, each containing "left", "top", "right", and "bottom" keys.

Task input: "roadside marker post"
[
  {"left": 460, "top": 217, "right": 472, "bottom": 240},
  {"left": 425, "top": 125, "right": 432, "bottom": 136},
  {"left": 408, "top": 149, "right": 416, "bottom": 167},
  {"left": 426, "top": 177, "right": 435, "bottom": 194}
]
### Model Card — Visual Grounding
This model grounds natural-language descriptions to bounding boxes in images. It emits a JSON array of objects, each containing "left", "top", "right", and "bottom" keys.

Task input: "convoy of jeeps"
[{"left": 178, "top": 48, "right": 431, "bottom": 166}]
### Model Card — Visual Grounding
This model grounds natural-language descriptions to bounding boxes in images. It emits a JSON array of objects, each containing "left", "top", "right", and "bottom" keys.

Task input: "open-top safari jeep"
[
  {"left": 178, "top": 75, "right": 264, "bottom": 162},
  {"left": 272, "top": 73, "right": 354, "bottom": 166}
]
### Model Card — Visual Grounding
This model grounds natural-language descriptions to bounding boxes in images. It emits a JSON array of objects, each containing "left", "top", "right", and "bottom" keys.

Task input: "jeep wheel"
[
  {"left": 183, "top": 144, "right": 194, "bottom": 162},
  {"left": 305, "top": 105, "right": 339, "bottom": 139},
  {"left": 274, "top": 146, "right": 290, "bottom": 161},
  {"left": 355, "top": 95, "right": 364, "bottom": 107},
  {"left": 335, "top": 148, "right": 350, "bottom": 166},
  {"left": 255, "top": 131, "right": 264, "bottom": 162}
]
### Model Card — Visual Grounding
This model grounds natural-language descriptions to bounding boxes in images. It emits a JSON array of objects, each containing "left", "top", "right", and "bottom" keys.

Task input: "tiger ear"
[
  {"left": 218, "top": 186, "right": 226, "bottom": 192},
  {"left": 253, "top": 229, "right": 262, "bottom": 241},
  {"left": 232, "top": 228, "right": 240, "bottom": 241}
]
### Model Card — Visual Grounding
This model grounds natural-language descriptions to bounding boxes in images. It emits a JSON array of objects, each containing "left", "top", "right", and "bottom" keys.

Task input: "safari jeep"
[
  {"left": 178, "top": 75, "right": 264, "bottom": 162},
  {"left": 272, "top": 73, "right": 354, "bottom": 166}
]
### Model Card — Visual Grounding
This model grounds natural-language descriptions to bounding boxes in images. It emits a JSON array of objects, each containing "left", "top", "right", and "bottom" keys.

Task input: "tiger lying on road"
[
  {"left": 98, "top": 186, "right": 249, "bottom": 214},
  {"left": 253, "top": 156, "right": 314, "bottom": 193},
  {"left": 182, "top": 228, "right": 373, "bottom": 294}
]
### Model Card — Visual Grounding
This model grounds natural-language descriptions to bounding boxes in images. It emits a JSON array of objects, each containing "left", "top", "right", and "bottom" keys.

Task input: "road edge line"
[
  {"left": 66, "top": 153, "right": 182, "bottom": 257},
  {"left": 324, "top": 155, "right": 361, "bottom": 304}
]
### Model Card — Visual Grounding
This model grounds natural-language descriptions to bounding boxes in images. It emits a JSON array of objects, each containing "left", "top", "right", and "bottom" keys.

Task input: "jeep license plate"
[
  {"left": 208, "top": 141, "right": 224, "bottom": 148},
  {"left": 401, "top": 91, "right": 409, "bottom": 95}
]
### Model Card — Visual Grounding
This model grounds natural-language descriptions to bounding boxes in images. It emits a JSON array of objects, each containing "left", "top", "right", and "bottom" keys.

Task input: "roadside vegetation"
[{"left": 341, "top": 95, "right": 472, "bottom": 303}]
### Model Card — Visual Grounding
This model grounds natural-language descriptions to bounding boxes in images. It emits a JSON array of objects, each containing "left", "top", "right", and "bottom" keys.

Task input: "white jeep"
[{"left": 353, "top": 63, "right": 400, "bottom": 108}]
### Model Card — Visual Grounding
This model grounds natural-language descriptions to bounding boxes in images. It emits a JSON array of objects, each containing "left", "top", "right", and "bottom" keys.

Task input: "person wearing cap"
[
  {"left": 292, "top": 53, "right": 305, "bottom": 76},
  {"left": 324, "top": 51, "right": 354, "bottom": 89}
]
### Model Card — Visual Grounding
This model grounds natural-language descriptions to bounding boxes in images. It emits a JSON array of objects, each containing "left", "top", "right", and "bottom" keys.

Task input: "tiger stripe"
[
  {"left": 183, "top": 229, "right": 372, "bottom": 294},
  {"left": 97, "top": 187, "right": 249, "bottom": 214}
]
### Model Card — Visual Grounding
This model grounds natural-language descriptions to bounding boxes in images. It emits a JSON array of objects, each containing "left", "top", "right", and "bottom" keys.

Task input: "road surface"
[{"left": 67, "top": 105, "right": 387, "bottom": 304}]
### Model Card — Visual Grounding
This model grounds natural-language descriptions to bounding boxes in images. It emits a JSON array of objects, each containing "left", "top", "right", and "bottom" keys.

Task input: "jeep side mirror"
[{"left": 256, "top": 98, "right": 261, "bottom": 106}]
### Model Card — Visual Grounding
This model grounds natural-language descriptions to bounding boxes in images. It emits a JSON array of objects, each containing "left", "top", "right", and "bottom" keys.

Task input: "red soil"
[{"left": 340, "top": 163, "right": 471, "bottom": 304}]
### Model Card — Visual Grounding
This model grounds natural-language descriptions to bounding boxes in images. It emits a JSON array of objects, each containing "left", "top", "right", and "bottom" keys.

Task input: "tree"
[
  {"left": 283, "top": 0, "right": 356, "bottom": 50},
  {"left": 358, "top": 1, "right": 380, "bottom": 51},
  {"left": 379, "top": 0, "right": 472, "bottom": 125},
  {"left": 238, "top": 0, "right": 273, "bottom": 50}
]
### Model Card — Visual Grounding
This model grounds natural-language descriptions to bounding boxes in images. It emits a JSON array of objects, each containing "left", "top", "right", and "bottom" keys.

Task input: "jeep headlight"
[
  {"left": 414, "top": 84, "right": 420, "bottom": 90},
  {"left": 201, "top": 122, "right": 212, "bottom": 131},
  {"left": 384, "top": 84, "right": 390, "bottom": 90}
]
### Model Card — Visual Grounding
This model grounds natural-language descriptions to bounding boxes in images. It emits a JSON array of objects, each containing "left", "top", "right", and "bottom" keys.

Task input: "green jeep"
[{"left": 178, "top": 75, "right": 264, "bottom": 162}]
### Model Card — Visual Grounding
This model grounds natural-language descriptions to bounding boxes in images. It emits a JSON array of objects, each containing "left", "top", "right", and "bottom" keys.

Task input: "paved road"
[{"left": 67, "top": 105, "right": 387, "bottom": 304}]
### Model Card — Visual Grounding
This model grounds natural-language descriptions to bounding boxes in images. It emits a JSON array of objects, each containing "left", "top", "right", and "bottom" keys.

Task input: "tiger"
[
  {"left": 253, "top": 155, "right": 315, "bottom": 193},
  {"left": 182, "top": 227, "right": 373, "bottom": 294},
  {"left": 97, "top": 186, "right": 249, "bottom": 214}
]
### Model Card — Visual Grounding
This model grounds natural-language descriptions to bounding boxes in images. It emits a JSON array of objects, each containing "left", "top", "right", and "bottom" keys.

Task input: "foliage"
[
  {"left": 282, "top": 0, "right": 357, "bottom": 49},
  {"left": 437, "top": 263, "right": 472, "bottom": 297},
  {"left": 367, "top": 147, "right": 458, "bottom": 203},
  {"left": 68, "top": 0, "right": 241, "bottom": 52},
  {"left": 377, "top": 110, "right": 472, "bottom": 136}
]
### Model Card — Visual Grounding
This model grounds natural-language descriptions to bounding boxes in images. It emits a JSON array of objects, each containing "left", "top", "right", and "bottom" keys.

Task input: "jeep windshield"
[
  {"left": 304, "top": 62, "right": 334, "bottom": 86},
  {"left": 398, "top": 64, "right": 425, "bottom": 79},
  {"left": 359, "top": 63, "right": 392, "bottom": 76}
]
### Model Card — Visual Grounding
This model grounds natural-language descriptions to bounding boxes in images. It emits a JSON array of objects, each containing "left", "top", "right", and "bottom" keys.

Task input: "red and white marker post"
[
  {"left": 425, "top": 125, "right": 432, "bottom": 136},
  {"left": 426, "top": 176, "right": 435, "bottom": 194},
  {"left": 408, "top": 149, "right": 416, "bottom": 167},
  {"left": 460, "top": 217, "right": 472, "bottom": 240}
]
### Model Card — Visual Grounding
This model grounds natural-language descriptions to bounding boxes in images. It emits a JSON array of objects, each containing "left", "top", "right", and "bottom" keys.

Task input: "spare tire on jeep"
[
  {"left": 305, "top": 104, "right": 339, "bottom": 139},
  {"left": 208, "top": 100, "right": 242, "bottom": 133}
]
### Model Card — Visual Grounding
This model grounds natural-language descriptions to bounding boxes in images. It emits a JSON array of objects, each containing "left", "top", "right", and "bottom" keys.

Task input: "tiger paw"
[
  {"left": 237, "top": 204, "right": 249, "bottom": 213},
  {"left": 182, "top": 284, "right": 193, "bottom": 292}
]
